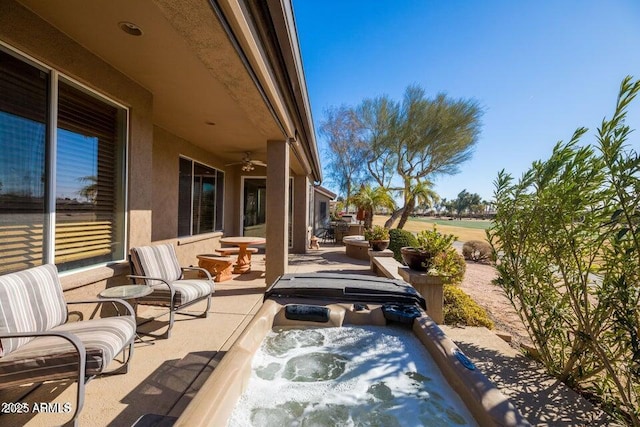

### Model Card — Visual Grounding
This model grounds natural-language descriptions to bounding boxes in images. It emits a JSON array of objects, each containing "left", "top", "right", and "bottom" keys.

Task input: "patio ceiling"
[{"left": 17, "top": 0, "right": 297, "bottom": 168}]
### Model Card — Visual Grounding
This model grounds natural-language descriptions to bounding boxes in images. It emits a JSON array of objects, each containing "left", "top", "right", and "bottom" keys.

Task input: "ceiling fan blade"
[{"left": 251, "top": 160, "right": 267, "bottom": 167}]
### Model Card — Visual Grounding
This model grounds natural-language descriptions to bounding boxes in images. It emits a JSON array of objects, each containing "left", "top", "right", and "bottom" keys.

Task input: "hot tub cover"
[{"left": 265, "top": 273, "right": 426, "bottom": 310}]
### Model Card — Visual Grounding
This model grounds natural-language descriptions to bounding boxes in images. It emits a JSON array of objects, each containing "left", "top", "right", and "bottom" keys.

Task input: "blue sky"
[{"left": 293, "top": 1, "right": 640, "bottom": 202}]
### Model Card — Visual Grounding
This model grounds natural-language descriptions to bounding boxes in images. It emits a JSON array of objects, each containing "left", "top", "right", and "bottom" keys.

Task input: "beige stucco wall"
[
  {"left": 0, "top": 0, "right": 313, "bottom": 300},
  {"left": 0, "top": 1, "right": 153, "bottom": 294},
  {"left": 152, "top": 126, "right": 231, "bottom": 241},
  {"left": 291, "top": 175, "right": 309, "bottom": 253}
]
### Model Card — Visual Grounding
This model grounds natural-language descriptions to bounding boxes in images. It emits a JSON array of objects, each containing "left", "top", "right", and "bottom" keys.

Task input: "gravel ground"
[{"left": 458, "top": 261, "right": 534, "bottom": 349}]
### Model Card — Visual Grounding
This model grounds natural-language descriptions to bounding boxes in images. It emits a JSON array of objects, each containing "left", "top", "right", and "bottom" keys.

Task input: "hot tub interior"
[
  {"left": 174, "top": 274, "right": 528, "bottom": 427},
  {"left": 227, "top": 324, "right": 479, "bottom": 426}
]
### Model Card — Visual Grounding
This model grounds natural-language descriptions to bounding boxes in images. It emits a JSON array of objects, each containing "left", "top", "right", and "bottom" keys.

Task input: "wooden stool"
[
  {"left": 196, "top": 254, "right": 233, "bottom": 282},
  {"left": 309, "top": 235, "right": 320, "bottom": 249}
]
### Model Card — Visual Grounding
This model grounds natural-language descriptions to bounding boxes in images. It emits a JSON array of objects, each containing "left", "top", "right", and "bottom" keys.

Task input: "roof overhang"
[
  {"left": 15, "top": 0, "right": 321, "bottom": 179},
  {"left": 314, "top": 185, "right": 337, "bottom": 200}
]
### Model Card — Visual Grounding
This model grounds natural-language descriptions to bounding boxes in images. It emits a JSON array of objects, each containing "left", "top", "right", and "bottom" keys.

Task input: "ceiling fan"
[{"left": 225, "top": 151, "right": 267, "bottom": 172}]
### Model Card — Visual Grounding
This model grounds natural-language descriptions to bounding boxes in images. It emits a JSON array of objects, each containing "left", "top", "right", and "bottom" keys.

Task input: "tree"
[
  {"left": 397, "top": 180, "right": 439, "bottom": 228},
  {"left": 77, "top": 175, "right": 98, "bottom": 203},
  {"left": 452, "top": 189, "right": 481, "bottom": 219},
  {"left": 435, "top": 197, "right": 448, "bottom": 216},
  {"left": 319, "top": 105, "right": 370, "bottom": 204},
  {"left": 350, "top": 184, "right": 396, "bottom": 229},
  {"left": 358, "top": 85, "right": 483, "bottom": 229}
]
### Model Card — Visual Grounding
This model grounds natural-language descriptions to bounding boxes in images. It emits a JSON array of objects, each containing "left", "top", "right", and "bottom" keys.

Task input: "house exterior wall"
[
  {"left": 265, "top": 140, "right": 289, "bottom": 285},
  {"left": 1, "top": 0, "right": 318, "bottom": 298},
  {"left": 314, "top": 192, "right": 333, "bottom": 231},
  {"left": 291, "top": 175, "right": 310, "bottom": 253},
  {"left": 0, "top": 0, "right": 153, "bottom": 294},
  {"left": 0, "top": 1, "right": 247, "bottom": 292},
  {"left": 152, "top": 126, "right": 231, "bottom": 241}
]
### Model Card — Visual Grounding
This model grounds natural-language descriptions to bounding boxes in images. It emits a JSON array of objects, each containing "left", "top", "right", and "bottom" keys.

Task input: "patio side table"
[{"left": 99, "top": 285, "right": 153, "bottom": 340}]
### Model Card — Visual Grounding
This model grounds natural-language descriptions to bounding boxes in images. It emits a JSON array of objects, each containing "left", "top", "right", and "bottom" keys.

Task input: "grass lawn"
[
  {"left": 371, "top": 215, "right": 491, "bottom": 242},
  {"left": 411, "top": 217, "right": 492, "bottom": 230}
]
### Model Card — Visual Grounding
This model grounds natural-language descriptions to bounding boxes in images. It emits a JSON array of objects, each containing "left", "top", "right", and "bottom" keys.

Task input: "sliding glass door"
[
  {"left": 241, "top": 177, "right": 293, "bottom": 246},
  {"left": 242, "top": 178, "right": 266, "bottom": 237}
]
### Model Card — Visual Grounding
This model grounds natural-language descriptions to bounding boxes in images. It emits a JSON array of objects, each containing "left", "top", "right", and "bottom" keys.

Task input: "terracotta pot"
[
  {"left": 369, "top": 239, "right": 390, "bottom": 251},
  {"left": 400, "top": 247, "right": 432, "bottom": 271}
]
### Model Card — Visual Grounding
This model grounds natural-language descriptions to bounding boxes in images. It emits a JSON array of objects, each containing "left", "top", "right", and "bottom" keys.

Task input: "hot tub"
[{"left": 174, "top": 274, "right": 529, "bottom": 426}]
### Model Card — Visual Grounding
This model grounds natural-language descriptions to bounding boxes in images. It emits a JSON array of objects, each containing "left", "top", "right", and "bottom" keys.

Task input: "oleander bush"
[
  {"left": 489, "top": 77, "right": 640, "bottom": 425},
  {"left": 443, "top": 284, "right": 494, "bottom": 329},
  {"left": 462, "top": 240, "right": 493, "bottom": 263},
  {"left": 389, "top": 228, "right": 418, "bottom": 263}
]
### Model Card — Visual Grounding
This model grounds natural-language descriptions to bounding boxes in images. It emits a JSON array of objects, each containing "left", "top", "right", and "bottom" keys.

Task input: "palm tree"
[
  {"left": 350, "top": 184, "right": 396, "bottom": 229},
  {"left": 77, "top": 175, "right": 98, "bottom": 203},
  {"left": 396, "top": 180, "right": 439, "bottom": 229}
]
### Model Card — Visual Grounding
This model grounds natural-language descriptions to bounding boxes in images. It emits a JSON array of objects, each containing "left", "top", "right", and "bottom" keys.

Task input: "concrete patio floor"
[{"left": 0, "top": 244, "right": 614, "bottom": 426}]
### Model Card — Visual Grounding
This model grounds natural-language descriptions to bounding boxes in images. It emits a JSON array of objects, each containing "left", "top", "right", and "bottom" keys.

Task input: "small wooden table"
[{"left": 219, "top": 236, "right": 265, "bottom": 273}]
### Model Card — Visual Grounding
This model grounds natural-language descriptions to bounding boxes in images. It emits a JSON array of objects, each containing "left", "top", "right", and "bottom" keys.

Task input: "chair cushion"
[
  {"left": 0, "top": 316, "right": 136, "bottom": 388},
  {"left": 137, "top": 279, "right": 213, "bottom": 307},
  {"left": 0, "top": 264, "right": 68, "bottom": 357},
  {"left": 130, "top": 244, "right": 183, "bottom": 286}
]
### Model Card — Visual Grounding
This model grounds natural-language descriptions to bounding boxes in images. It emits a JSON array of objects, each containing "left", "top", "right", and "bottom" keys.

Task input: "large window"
[
  {"left": 0, "top": 47, "right": 127, "bottom": 274},
  {"left": 178, "top": 157, "right": 224, "bottom": 236}
]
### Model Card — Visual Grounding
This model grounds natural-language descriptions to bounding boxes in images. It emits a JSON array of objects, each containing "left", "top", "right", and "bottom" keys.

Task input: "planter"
[
  {"left": 400, "top": 247, "right": 433, "bottom": 271},
  {"left": 369, "top": 239, "right": 390, "bottom": 251}
]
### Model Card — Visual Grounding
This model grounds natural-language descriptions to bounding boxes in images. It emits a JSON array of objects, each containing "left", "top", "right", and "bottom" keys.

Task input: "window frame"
[
  {"left": 178, "top": 156, "right": 224, "bottom": 237},
  {"left": 0, "top": 42, "right": 129, "bottom": 274}
]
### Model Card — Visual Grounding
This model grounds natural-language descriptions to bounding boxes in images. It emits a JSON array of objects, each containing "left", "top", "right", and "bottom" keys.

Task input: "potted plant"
[
  {"left": 364, "top": 225, "right": 390, "bottom": 251},
  {"left": 400, "top": 226, "right": 457, "bottom": 271}
]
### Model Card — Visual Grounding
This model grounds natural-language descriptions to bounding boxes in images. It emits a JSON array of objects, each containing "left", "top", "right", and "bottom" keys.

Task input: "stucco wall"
[
  {"left": 0, "top": 1, "right": 152, "bottom": 294},
  {"left": 291, "top": 175, "right": 309, "bottom": 253},
  {"left": 0, "top": 0, "right": 310, "bottom": 298},
  {"left": 152, "top": 126, "right": 231, "bottom": 241}
]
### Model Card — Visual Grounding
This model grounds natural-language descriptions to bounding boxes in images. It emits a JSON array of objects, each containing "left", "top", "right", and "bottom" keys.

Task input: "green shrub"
[
  {"left": 364, "top": 225, "right": 390, "bottom": 241},
  {"left": 489, "top": 77, "right": 640, "bottom": 423},
  {"left": 415, "top": 226, "right": 457, "bottom": 256},
  {"left": 389, "top": 228, "right": 418, "bottom": 263},
  {"left": 431, "top": 248, "right": 466, "bottom": 284},
  {"left": 443, "top": 284, "right": 494, "bottom": 329},
  {"left": 462, "top": 240, "right": 493, "bottom": 263}
]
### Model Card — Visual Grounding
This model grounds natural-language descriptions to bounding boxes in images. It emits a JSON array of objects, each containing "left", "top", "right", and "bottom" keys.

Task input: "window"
[
  {"left": 0, "top": 47, "right": 127, "bottom": 274},
  {"left": 320, "top": 201, "right": 327, "bottom": 220},
  {"left": 178, "top": 157, "right": 224, "bottom": 236}
]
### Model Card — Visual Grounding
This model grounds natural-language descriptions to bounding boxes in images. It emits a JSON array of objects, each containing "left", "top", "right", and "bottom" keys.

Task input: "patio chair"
[
  {"left": 128, "top": 244, "right": 214, "bottom": 339},
  {"left": 319, "top": 226, "right": 335, "bottom": 244},
  {"left": 0, "top": 264, "right": 136, "bottom": 426}
]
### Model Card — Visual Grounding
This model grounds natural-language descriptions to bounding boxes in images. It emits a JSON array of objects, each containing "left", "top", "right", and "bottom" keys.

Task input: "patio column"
[
  {"left": 291, "top": 174, "right": 310, "bottom": 254},
  {"left": 266, "top": 139, "right": 289, "bottom": 285}
]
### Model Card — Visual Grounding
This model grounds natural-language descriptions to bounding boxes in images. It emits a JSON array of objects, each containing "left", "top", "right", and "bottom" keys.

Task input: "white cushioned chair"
[
  {"left": 128, "top": 244, "right": 214, "bottom": 338},
  {"left": 0, "top": 264, "right": 136, "bottom": 426}
]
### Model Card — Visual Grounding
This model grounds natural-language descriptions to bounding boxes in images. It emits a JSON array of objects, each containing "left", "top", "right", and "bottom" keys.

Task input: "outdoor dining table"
[{"left": 219, "top": 236, "right": 266, "bottom": 273}]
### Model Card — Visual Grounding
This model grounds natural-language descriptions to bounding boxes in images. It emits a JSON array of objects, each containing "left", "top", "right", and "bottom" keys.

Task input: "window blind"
[
  {"left": 0, "top": 50, "right": 48, "bottom": 274},
  {"left": 0, "top": 47, "right": 126, "bottom": 274},
  {"left": 54, "top": 81, "right": 125, "bottom": 271}
]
